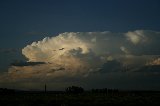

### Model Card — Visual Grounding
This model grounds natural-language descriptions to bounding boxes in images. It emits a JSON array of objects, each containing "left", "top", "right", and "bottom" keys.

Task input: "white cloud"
[{"left": 125, "top": 30, "right": 148, "bottom": 45}]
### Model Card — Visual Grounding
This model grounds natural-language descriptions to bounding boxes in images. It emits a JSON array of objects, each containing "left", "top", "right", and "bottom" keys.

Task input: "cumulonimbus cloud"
[{"left": 6, "top": 30, "right": 160, "bottom": 80}]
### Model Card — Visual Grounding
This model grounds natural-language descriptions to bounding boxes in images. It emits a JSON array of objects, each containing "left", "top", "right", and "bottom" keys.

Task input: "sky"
[{"left": 0, "top": 0, "right": 160, "bottom": 90}]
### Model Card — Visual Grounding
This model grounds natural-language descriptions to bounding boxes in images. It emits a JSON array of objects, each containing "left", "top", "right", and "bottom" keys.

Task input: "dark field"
[{"left": 0, "top": 90, "right": 160, "bottom": 106}]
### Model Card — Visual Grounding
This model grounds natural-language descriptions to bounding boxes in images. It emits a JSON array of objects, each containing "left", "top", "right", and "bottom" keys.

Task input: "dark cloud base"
[{"left": 11, "top": 61, "right": 46, "bottom": 67}]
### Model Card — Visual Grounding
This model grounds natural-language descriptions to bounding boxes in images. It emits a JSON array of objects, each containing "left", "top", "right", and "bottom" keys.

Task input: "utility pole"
[{"left": 45, "top": 84, "right": 47, "bottom": 93}]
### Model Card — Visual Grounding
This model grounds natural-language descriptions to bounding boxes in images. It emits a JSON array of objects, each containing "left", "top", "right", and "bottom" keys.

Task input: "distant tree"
[
  {"left": 91, "top": 88, "right": 119, "bottom": 95},
  {"left": 65, "top": 86, "right": 84, "bottom": 94},
  {"left": 0, "top": 88, "right": 15, "bottom": 94}
]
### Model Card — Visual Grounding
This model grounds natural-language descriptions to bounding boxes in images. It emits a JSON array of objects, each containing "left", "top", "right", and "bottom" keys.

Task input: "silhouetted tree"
[
  {"left": 0, "top": 88, "right": 15, "bottom": 94},
  {"left": 91, "top": 88, "right": 119, "bottom": 95},
  {"left": 65, "top": 86, "right": 84, "bottom": 94}
]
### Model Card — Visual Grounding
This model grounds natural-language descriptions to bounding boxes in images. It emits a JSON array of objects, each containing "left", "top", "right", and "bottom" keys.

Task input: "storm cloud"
[
  {"left": 6, "top": 30, "right": 160, "bottom": 80},
  {"left": 11, "top": 61, "right": 46, "bottom": 66}
]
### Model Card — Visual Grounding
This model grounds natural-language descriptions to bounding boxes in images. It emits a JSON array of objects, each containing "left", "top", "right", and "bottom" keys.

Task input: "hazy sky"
[{"left": 0, "top": 0, "right": 160, "bottom": 90}]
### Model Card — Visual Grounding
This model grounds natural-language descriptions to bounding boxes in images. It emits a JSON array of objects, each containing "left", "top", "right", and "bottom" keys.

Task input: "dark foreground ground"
[{"left": 0, "top": 91, "right": 160, "bottom": 106}]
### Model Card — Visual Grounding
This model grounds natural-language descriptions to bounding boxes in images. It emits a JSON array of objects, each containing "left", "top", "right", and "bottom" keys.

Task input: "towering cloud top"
[{"left": 125, "top": 30, "right": 148, "bottom": 45}]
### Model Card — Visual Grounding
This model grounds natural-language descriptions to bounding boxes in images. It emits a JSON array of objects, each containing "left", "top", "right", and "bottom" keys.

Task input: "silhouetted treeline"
[
  {"left": 0, "top": 88, "right": 15, "bottom": 94},
  {"left": 91, "top": 88, "right": 119, "bottom": 95},
  {"left": 65, "top": 86, "right": 84, "bottom": 94},
  {"left": 65, "top": 86, "right": 120, "bottom": 96}
]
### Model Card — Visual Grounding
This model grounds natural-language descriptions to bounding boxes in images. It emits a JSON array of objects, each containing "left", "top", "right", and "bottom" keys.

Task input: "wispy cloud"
[{"left": 11, "top": 61, "right": 46, "bottom": 66}]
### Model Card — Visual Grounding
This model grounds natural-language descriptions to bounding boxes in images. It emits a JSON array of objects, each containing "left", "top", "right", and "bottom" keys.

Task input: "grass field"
[{"left": 0, "top": 91, "right": 160, "bottom": 106}]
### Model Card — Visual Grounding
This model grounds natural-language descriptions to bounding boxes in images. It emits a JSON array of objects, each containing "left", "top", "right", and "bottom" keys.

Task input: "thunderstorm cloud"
[{"left": 5, "top": 30, "right": 160, "bottom": 80}]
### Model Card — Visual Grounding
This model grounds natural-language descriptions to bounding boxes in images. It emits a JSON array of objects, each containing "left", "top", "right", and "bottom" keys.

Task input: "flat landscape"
[{"left": 0, "top": 90, "right": 160, "bottom": 106}]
